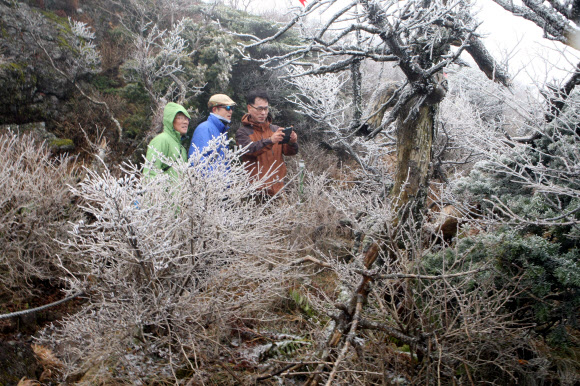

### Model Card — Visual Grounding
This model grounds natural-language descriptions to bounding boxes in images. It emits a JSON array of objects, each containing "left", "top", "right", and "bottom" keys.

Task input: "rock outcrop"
[{"left": 0, "top": 0, "right": 80, "bottom": 127}]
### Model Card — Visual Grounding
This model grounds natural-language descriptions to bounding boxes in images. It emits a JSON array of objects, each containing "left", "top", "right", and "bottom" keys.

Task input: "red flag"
[{"left": 299, "top": 0, "right": 306, "bottom": 5}]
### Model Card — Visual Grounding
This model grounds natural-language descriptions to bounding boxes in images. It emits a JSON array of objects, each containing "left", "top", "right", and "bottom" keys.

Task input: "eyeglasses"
[
  {"left": 250, "top": 104, "right": 269, "bottom": 112},
  {"left": 218, "top": 105, "right": 235, "bottom": 111},
  {"left": 175, "top": 114, "right": 190, "bottom": 121}
]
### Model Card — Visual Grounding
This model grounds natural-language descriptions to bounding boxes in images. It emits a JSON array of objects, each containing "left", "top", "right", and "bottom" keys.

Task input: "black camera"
[{"left": 280, "top": 127, "right": 293, "bottom": 144}]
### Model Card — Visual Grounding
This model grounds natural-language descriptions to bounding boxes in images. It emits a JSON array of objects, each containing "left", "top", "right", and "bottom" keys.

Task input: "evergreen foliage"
[
  {"left": 448, "top": 90, "right": 580, "bottom": 348},
  {"left": 424, "top": 231, "right": 579, "bottom": 346},
  {"left": 455, "top": 90, "right": 580, "bottom": 238}
]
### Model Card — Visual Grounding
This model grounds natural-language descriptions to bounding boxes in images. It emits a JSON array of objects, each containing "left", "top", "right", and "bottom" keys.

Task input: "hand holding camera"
[
  {"left": 280, "top": 127, "right": 293, "bottom": 144},
  {"left": 271, "top": 126, "right": 295, "bottom": 144}
]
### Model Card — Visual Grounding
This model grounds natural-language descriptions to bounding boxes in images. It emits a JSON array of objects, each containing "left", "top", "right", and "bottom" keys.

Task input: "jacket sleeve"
[
  {"left": 236, "top": 125, "right": 273, "bottom": 157},
  {"left": 144, "top": 136, "right": 171, "bottom": 177},
  {"left": 282, "top": 142, "right": 298, "bottom": 156}
]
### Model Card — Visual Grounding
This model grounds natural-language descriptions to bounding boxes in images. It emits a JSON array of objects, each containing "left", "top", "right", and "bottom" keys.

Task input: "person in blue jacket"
[{"left": 188, "top": 94, "right": 236, "bottom": 166}]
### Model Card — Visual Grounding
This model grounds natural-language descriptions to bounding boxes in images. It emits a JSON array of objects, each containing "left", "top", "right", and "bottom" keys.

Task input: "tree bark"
[{"left": 391, "top": 99, "right": 434, "bottom": 213}]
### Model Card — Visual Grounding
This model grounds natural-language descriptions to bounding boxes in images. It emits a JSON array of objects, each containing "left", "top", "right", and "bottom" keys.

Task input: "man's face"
[
  {"left": 247, "top": 97, "right": 269, "bottom": 123},
  {"left": 173, "top": 113, "right": 190, "bottom": 135},
  {"left": 213, "top": 105, "right": 234, "bottom": 121}
]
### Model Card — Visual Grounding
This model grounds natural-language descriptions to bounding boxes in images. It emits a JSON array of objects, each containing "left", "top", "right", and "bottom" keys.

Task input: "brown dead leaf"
[
  {"left": 31, "top": 343, "right": 63, "bottom": 368},
  {"left": 17, "top": 377, "right": 40, "bottom": 386},
  {"left": 39, "top": 369, "right": 53, "bottom": 382}
]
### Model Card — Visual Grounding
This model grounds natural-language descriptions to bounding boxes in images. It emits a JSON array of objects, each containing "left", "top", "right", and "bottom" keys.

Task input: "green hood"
[
  {"left": 163, "top": 102, "right": 191, "bottom": 143},
  {"left": 144, "top": 102, "right": 190, "bottom": 178}
]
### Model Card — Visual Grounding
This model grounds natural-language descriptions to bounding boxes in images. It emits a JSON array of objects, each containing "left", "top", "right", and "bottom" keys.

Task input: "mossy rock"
[{"left": 49, "top": 137, "right": 75, "bottom": 152}]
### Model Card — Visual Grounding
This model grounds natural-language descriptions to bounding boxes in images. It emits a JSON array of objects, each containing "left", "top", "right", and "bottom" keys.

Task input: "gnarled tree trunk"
[{"left": 391, "top": 101, "right": 434, "bottom": 214}]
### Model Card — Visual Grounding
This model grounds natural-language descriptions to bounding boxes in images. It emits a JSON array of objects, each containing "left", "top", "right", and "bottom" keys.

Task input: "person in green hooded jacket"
[{"left": 144, "top": 102, "right": 191, "bottom": 178}]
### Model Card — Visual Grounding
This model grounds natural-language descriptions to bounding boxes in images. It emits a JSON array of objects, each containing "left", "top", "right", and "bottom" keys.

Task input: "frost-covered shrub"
[
  {"left": 449, "top": 89, "right": 580, "bottom": 350},
  {"left": 121, "top": 17, "right": 203, "bottom": 108},
  {"left": 453, "top": 89, "right": 580, "bottom": 236},
  {"left": 279, "top": 187, "right": 546, "bottom": 384},
  {"left": 38, "top": 138, "right": 301, "bottom": 382},
  {"left": 280, "top": 145, "right": 356, "bottom": 258},
  {"left": 0, "top": 132, "right": 82, "bottom": 303},
  {"left": 423, "top": 230, "right": 579, "bottom": 346},
  {"left": 67, "top": 17, "right": 101, "bottom": 76}
]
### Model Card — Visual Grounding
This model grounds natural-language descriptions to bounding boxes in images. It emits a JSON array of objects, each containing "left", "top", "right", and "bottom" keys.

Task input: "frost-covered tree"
[
  {"left": 285, "top": 68, "right": 395, "bottom": 182},
  {"left": 227, "top": 1, "right": 580, "bottom": 384},
  {"left": 493, "top": 0, "right": 580, "bottom": 50},
  {"left": 121, "top": 17, "right": 204, "bottom": 138},
  {"left": 433, "top": 66, "right": 532, "bottom": 179},
  {"left": 118, "top": 2, "right": 242, "bottom": 140},
  {"left": 240, "top": 0, "right": 509, "bottom": 212},
  {"left": 223, "top": 0, "right": 256, "bottom": 13},
  {"left": 122, "top": 20, "right": 193, "bottom": 104}
]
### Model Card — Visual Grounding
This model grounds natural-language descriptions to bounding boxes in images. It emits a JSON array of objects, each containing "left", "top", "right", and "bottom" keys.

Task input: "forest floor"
[{"left": 0, "top": 285, "right": 86, "bottom": 384}]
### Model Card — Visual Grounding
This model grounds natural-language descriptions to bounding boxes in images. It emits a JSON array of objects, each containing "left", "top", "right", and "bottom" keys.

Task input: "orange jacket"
[{"left": 236, "top": 114, "right": 299, "bottom": 195}]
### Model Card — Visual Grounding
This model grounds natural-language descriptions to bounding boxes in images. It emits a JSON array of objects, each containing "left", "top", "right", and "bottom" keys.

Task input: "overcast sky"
[{"left": 473, "top": 0, "right": 578, "bottom": 87}]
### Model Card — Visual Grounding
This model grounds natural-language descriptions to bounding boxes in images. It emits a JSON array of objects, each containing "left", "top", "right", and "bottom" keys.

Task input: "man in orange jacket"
[{"left": 236, "top": 90, "right": 299, "bottom": 196}]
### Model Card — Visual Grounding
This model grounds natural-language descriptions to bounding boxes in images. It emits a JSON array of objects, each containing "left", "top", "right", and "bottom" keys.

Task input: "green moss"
[
  {"left": 49, "top": 138, "right": 74, "bottom": 149},
  {"left": 39, "top": 9, "right": 70, "bottom": 30},
  {"left": 37, "top": 9, "right": 73, "bottom": 51},
  {"left": 57, "top": 34, "right": 73, "bottom": 50},
  {"left": 0, "top": 62, "right": 27, "bottom": 83},
  {"left": 399, "top": 344, "right": 411, "bottom": 353},
  {"left": 5, "top": 62, "right": 25, "bottom": 71}
]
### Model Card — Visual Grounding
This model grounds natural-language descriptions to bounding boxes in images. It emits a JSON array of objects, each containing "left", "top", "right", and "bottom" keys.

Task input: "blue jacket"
[{"left": 189, "top": 113, "right": 230, "bottom": 164}]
